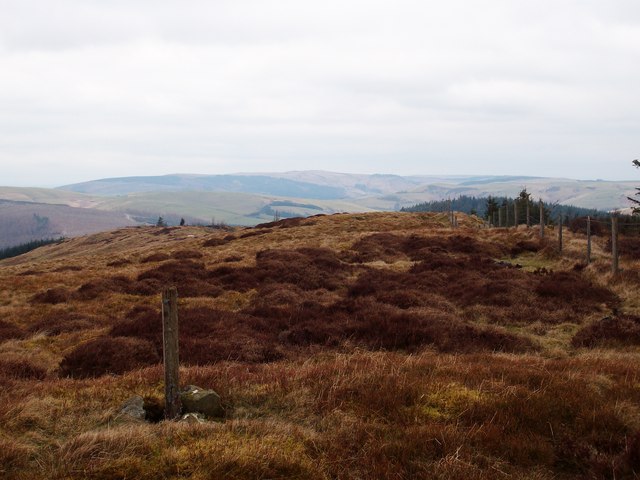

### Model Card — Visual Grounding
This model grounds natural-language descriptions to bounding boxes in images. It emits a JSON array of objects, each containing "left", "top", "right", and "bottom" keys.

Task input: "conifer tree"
[
  {"left": 484, "top": 196, "right": 499, "bottom": 222},
  {"left": 629, "top": 159, "right": 640, "bottom": 214}
]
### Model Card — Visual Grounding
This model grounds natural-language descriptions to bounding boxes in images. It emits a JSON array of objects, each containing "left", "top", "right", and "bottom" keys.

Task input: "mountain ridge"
[{"left": 56, "top": 171, "right": 638, "bottom": 210}]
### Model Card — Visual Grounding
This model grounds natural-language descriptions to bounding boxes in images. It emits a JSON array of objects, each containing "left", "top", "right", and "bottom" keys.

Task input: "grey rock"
[
  {"left": 180, "top": 385, "right": 223, "bottom": 418},
  {"left": 180, "top": 412, "right": 206, "bottom": 424},
  {"left": 119, "top": 395, "right": 146, "bottom": 421}
]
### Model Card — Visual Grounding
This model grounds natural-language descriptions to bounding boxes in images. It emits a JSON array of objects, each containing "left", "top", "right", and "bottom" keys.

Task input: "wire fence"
[{"left": 446, "top": 204, "right": 638, "bottom": 274}]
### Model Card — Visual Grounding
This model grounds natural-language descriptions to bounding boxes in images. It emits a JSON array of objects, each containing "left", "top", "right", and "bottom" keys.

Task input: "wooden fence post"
[
  {"left": 506, "top": 204, "right": 510, "bottom": 228},
  {"left": 513, "top": 200, "right": 518, "bottom": 229},
  {"left": 539, "top": 200, "right": 545, "bottom": 239},
  {"left": 586, "top": 216, "right": 591, "bottom": 264},
  {"left": 162, "top": 287, "right": 181, "bottom": 419},
  {"left": 611, "top": 214, "right": 619, "bottom": 275},
  {"left": 558, "top": 215, "right": 563, "bottom": 254},
  {"left": 499, "top": 208, "right": 503, "bottom": 228},
  {"left": 526, "top": 201, "right": 530, "bottom": 228}
]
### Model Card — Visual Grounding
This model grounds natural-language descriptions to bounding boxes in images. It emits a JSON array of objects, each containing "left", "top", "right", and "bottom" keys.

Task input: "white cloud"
[{"left": 0, "top": 0, "right": 639, "bottom": 185}]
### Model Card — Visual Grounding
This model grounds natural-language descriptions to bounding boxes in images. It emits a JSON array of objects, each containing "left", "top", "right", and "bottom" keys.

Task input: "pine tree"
[
  {"left": 484, "top": 196, "right": 499, "bottom": 222},
  {"left": 629, "top": 159, "right": 640, "bottom": 214},
  {"left": 517, "top": 188, "right": 532, "bottom": 224}
]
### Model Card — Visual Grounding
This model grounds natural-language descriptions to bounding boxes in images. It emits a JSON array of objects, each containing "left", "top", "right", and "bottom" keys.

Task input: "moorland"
[{"left": 0, "top": 211, "right": 639, "bottom": 479}]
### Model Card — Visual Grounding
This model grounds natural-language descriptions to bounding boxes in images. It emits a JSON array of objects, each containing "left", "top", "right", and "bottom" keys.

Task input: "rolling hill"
[
  {"left": 0, "top": 186, "right": 100, "bottom": 208},
  {"left": 59, "top": 174, "right": 349, "bottom": 199},
  {"left": 0, "top": 199, "right": 138, "bottom": 249},
  {"left": 0, "top": 171, "right": 637, "bottom": 249},
  {"left": 93, "top": 191, "right": 374, "bottom": 226},
  {"left": 59, "top": 171, "right": 639, "bottom": 211}
]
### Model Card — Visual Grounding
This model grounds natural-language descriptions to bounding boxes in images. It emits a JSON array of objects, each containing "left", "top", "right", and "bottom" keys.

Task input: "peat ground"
[{"left": 0, "top": 212, "right": 639, "bottom": 479}]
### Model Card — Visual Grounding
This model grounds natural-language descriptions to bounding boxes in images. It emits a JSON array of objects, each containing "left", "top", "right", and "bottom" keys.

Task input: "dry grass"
[
  {"left": 0, "top": 212, "right": 639, "bottom": 479},
  {"left": 2, "top": 351, "right": 640, "bottom": 479}
]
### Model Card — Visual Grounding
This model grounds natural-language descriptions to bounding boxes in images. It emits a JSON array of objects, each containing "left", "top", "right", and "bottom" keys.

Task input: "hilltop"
[{"left": 1, "top": 212, "right": 639, "bottom": 479}]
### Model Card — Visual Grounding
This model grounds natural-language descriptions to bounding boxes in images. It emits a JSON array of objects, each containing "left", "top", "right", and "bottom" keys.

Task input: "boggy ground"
[{"left": 0, "top": 212, "right": 639, "bottom": 479}]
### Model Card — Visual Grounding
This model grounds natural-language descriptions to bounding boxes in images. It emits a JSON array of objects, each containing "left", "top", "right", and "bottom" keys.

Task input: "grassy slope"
[
  {"left": 0, "top": 186, "right": 376, "bottom": 227},
  {"left": 0, "top": 201, "right": 140, "bottom": 249},
  {"left": 57, "top": 172, "right": 640, "bottom": 211},
  {"left": 351, "top": 179, "right": 639, "bottom": 211},
  {"left": 2, "top": 176, "right": 637, "bottom": 232},
  {"left": 0, "top": 186, "right": 100, "bottom": 208},
  {"left": 1, "top": 213, "right": 640, "bottom": 479},
  {"left": 94, "top": 191, "right": 375, "bottom": 225}
]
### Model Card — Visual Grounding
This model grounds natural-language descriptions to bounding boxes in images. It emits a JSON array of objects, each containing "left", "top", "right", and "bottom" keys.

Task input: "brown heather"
[
  {"left": 607, "top": 236, "right": 640, "bottom": 261},
  {"left": 0, "top": 212, "right": 639, "bottom": 479}
]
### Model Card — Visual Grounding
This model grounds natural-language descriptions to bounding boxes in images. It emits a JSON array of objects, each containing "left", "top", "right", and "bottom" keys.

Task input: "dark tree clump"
[{"left": 629, "top": 159, "right": 640, "bottom": 214}]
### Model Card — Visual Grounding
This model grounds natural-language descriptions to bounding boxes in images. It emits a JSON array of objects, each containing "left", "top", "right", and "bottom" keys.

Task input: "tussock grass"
[
  {"left": 3, "top": 351, "right": 640, "bottom": 478},
  {"left": 1, "top": 212, "right": 639, "bottom": 479}
]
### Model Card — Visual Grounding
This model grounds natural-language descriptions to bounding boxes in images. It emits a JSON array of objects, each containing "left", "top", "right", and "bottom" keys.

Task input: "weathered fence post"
[
  {"left": 162, "top": 287, "right": 181, "bottom": 419},
  {"left": 499, "top": 208, "right": 503, "bottom": 228},
  {"left": 558, "top": 215, "right": 563, "bottom": 254},
  {"left": 586, "top": 216, "right": 591, "bottom": 264},
  {"left": 611, "top": 214, "right": 619, "bottom": 275},
  {"left": 506, "top": 204, "right": 510, "bottom": 228},
  {"left": 526, "top": 201, "right": 530, "bottom": 228},
  {"left": 539, "top": 200, "right": 545, "bottom": 239},
  {"left": 513, "top": 200, "right": 518, "bottom": 229}
]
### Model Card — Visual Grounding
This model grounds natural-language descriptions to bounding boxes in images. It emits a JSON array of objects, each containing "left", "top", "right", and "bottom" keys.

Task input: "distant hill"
[
  {"left": 92, "top": 191, "right": 373, "bottom": 226},
  {"left": 58, "top": 172, "right": 639, "bottom": 212},
  {"left": 0, "top": 188, "right": 374, "bottom": 247},
  {"left": 0, "top": 200, "right": 138, "bottom": 249},
  {"left": 58, "top": 174, "right": 348, "bottom": 199},
  {"left": 349, "top": 177, "right": 638, "bottom": 212},
  {"left": 246, "top": 171, "right": 424, "bottom": 196},
  {"left": 0, "top": 186, "right": 100, "bottom": 207},
  {"left": 0, "top": 171, "right": 637, "bottom": 248}
]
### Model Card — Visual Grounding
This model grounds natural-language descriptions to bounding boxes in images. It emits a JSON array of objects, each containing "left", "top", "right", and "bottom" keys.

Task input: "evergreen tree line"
[
  {"left": 567, "top": 214, "right": 640, "bottom": 236},
  {"left": 0, "top": 237, "right": 65, "bottom": 261},
  {"left": 401, "top": 191, "right": 611, "bottom": 226}
]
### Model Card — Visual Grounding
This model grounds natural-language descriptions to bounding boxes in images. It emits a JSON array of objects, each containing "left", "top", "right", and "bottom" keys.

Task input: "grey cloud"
[{"left": 0, "top": 0, "right": 639, "bottom": 185}]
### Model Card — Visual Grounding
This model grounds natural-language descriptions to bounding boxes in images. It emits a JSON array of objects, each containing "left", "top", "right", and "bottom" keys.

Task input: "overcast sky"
[{"left": 1, "top": 0, "right": 639, "bottom": 186}]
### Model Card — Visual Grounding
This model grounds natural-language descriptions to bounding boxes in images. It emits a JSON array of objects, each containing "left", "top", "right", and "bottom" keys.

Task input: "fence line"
[
  {"left": 442, "top": 200, "right": 634, "bottom": 275},
  {"left": 477, "top": 210, "right": 628, "bottom": 275}
]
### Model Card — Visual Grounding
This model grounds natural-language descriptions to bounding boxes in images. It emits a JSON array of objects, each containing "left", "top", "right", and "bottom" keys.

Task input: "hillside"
[
  {"left": 58, "top": 172, "right": 639, "bottom": 211},
  {"left": 0, "top": 187, "right": 374, "bottom": 246},
  {"left": 58, "top": 174, "right": 349, "bottom": 199},
  {"left": 94, "top": 191, "right": 374, "bottom": 226},
  {"left": 0, "top": 186, "right": 100, "bottom": 208},
  {"left": 0, "top": 200, "right": 139, "bottom": 249},
  {"left": 352, "top": 178, "right": 638, "bottom": 212},
  {"left": 1, "top": 212, "right": 639, "bottom": 479},
  {"left": 1, "top": 173, "right": 637, "bottom": 251}
]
